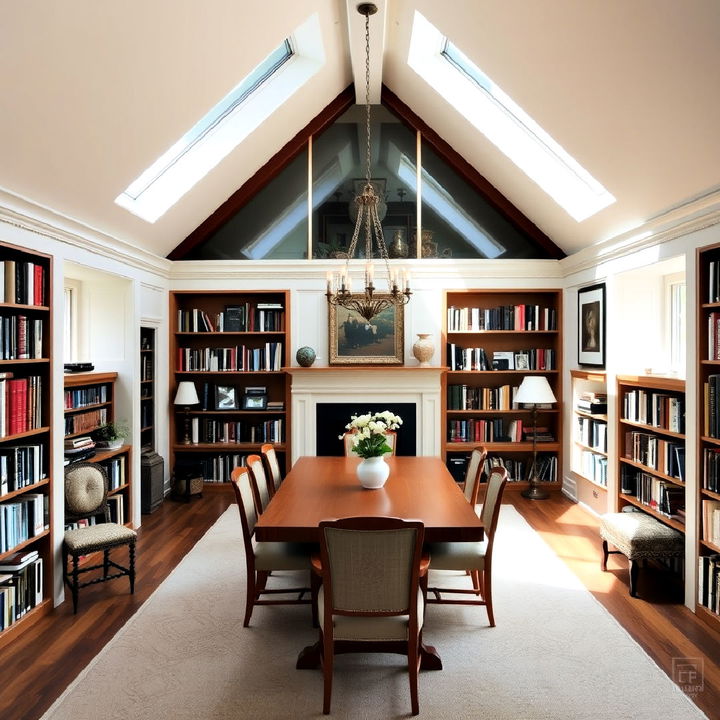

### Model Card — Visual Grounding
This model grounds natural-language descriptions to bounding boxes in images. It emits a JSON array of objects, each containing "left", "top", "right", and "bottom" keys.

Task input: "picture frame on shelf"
[
  {"left": 578, "top": 283, "right": 606, "bottom": 368},
  {"left": 329, "top": 297, "right": 404, "bottom": 366},
  {"left": 241, "top": 393, "right": 267, "bottom": 410},
  {"left": 215, "top": 385, "right": 238, "bottom": 410},
  {"left": 514, "top": 352, "right": 530, "bottom": 370}
]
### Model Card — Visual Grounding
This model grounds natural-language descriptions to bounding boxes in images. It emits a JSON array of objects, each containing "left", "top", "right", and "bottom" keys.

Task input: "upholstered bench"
[{"left": 600, "top": 511, "right": 684, "bottom": 597}]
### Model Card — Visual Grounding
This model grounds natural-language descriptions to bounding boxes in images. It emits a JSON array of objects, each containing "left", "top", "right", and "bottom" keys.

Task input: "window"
[
  {"left": 666, "top": 273, "right": 686, "bottom": 375},
  {"left": 64, "top": 281, "right": 79, "bottom": 363},
  {"left": 408, "top": 11, "right": 615, "bottom": 222}
]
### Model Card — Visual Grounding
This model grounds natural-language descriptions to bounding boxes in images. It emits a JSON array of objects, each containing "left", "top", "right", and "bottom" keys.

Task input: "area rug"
[{"left": 41, "top": 505, "right": 706, "bottom": 719}]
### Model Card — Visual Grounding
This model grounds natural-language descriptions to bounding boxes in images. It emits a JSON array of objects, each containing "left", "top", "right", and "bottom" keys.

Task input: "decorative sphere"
[{"left": 296, "top": 346, "right": 316, "bottom": 367}]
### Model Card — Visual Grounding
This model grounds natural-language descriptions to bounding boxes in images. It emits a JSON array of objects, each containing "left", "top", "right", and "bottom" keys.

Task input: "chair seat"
[
  {"left": 318, "top": 586, "right": 424, "bottom": 641},
  {"left": 426, "top": 540, "right": 487, "bottom": 571},
  {"left": 600, "top": 512, "right": 683, "bottom": 560},
  {"left": 253, "top": 541, "right": 313, "bottom": 571},
  {"left": 64, "top": 523, "right": 137, "bottom": 553}
]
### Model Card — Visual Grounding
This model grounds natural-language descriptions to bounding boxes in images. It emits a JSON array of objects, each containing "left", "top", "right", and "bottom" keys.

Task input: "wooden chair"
[
  {"left": 426, "top": 466, "right": 508, "bottom": 626},
  {"left": 462, "top": 446, "right": 488, "bottom": 507},
  {"left": 342, "top": 430, "right": 397, "bottom": 457},
  {"left": 246, "top": 454, "right": 273, "bottom": 513},
  {"left": 62, "top": 461, "right": 137, "bottom": 614},
  {"left": 315, "top": 516, "right": 427, "bottom": 715},
  {"left": 260, "top": 442, "right": 283, "bottom": 496},
  {"left": 230, "top": 466, "right": 313, "bottom": 627}
]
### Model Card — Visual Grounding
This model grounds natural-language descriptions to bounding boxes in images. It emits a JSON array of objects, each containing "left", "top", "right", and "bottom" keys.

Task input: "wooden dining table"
[{"left": 255, "top": 455, "right": 485, "bottom": 670}]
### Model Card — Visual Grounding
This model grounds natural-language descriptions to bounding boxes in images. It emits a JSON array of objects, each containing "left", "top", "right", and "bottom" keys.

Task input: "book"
[{"left": 0, "top": 549, "right": 39, "bottom": 572}]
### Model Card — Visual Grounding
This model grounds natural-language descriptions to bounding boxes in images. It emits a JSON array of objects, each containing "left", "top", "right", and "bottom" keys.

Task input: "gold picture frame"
[{"left": 329, "top": 297, "right": 404, "bottom": 365}]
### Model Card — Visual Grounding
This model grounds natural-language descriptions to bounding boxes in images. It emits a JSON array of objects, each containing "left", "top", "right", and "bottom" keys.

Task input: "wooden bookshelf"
[
  {"left": 570, "top": 369, "right": 608, "bottom": 515},
  {"left": 169, "top": 290, "right": 290, "bottom": 485},
  {"left": 63, "top": 372, "right": 132, "bottom": 526},
  {"left": 696, "top": 243, "right": 720, "bottom": 631},
  {"left": 443, "top": 289, "right": 563, "bottom": 490},
  {"left": 0, "top": 241, "right": 53, "bottom": 649}
]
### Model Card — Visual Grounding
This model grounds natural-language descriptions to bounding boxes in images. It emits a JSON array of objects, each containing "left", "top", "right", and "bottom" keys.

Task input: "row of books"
[
  {"left": 576, "top": 416, "right": 607, "bottom": 452},
  {"left": 580, "top": 450, "right": 608, "bottom": 486},
  {"left": 176, "top": 343, "right": 283, "bottom": 372},
  {"left": 447, "top": 304, "right": 557, "bottom": 332},
  {"left": 447, "top": 345, "right": 556, "bottom": 371},
  {"left": 703, "top": 374, "right": 720, "bottom": 439},
  {"left": 0, "top": 315, "right": 43, "bottom": 360},
  {"left": 708, "top": 312, "right": 720, "bottom": 360},
  {"left": 64, "top": 384, "right": 109, "bottom": 410},
  {"left": 447, "top": 419, "right": 553, "bottom": 444},
  {"left": 702, "top": 447, "right": 720, "bottom": 493},
  {"left": 0, "top": 493, "right": 48, "bottom": 553},
  {"left": 483, "top": 455, "right": 527, "bottom": 483},
  {"left": 195, "top": 453, "right": 248, "bottom": 483},
  {"left": 622, "top": 389, "right": 684, "bottom": 433},
  {"left": 0, "top": 375, "right": 43, "bottom": 438},
  {"left": 64, "top": 493, "right": 125, "bottom": 527},
  {"left": 576, "top": 391, "right": 607, "bottom": 414},
  {"left": 141, "top": 354, "right": 153, "bottom": 382},
  {"left": 0, "top": 444, "right": 45, "bottom": 495},
  {"left": 448, "top": 383, "right": 518, "bottom": 411},
  {"left": 707, "top": 259, "right": 720, "bottom": 304},
  {"left": 189, "top": 418, "right": 283, "bottom": 444},
  {"left": 0, "top": 551, "right": 43, "bottom": 630},
  {"left": 0, "top": 260, "right": 46, "bottom": 306},
  {"left": 64, "top": 407, "right": 108, "bottom": 435},
  {"left": 702, "top": 500, "right": 720, "bottom": 545},
  {"left": 177, "top": 303, "right": 284, "bottom": 333},
  {"left": 624, "top": 432, "right": 685, "bottom": 479},
  {"left": 621, "top": 468, "right": 685, "bottom": 520},
  {"left": 698, "top": 554, "right": 720, "bottom": 615},
  {"left": 100, "top": 456, "right": 127, "bottom": 491}
]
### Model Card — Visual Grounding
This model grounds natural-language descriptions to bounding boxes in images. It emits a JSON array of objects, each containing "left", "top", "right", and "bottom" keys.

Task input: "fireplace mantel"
[{"left": 285, "top": 366, "right": 445, "bottom": 463}]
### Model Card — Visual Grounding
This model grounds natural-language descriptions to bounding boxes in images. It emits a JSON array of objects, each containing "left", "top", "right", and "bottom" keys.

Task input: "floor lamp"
[
  {"left": 174, "top": 381, "right": 199, "bottom": 444},
  {"left": 514, "top": 376, "right": 557, "bottom": 500}
]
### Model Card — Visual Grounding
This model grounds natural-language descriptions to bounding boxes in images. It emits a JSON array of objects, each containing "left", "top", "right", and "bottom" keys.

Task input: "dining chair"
[
  {"left": 260, "top": 442, "right": 283, "bottom": 496},
  {"left": 315, "top": 516, "right": 427, "bottom": 715},
  {"left": 425, "top": 466, "right": 508, "bottom": 626},
  {"left": 230, "top": 466, "right": 313, "bottom": 627},
  {"left": 246, "top": 454, "right": 273, "bottom": 513},
  {"left": 342, "top": 429, "right": 397, "bottom": 457},
  {"left": 462, "top": 446, "right": 488, "bottom": 507}
]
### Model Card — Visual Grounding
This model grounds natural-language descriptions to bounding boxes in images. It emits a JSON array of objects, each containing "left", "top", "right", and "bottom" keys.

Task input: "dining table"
[{"left": 255, "top": 455, "right": 485, "bottom": 670}]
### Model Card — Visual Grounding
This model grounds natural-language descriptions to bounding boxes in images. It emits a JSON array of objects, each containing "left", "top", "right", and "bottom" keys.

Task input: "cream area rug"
[{"left": 42, "top": 505, "right": 706, "bottom": 720}]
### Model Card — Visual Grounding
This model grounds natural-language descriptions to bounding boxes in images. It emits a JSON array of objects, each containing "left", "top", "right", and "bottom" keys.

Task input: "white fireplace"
[{"left": 286, "top": 366, "right": 445, "bottom": 463}]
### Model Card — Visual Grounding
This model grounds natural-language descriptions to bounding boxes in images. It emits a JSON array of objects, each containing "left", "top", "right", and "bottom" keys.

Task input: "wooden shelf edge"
[
  {"left": 701, "top": 487, "right": 720, "bottom": 501},
  {"left": 173, "top": 443, "right": 287, "bottom": 452},
  {"left": 0, "top": 528, "right": 50, "bottom": 562},
  {"left": 618, "top": 418, "right": 685, "bottom": 439},
  {"left": 0, "top": 477, "right": 50, "bottom": 503},
  {"left": 573, "top": 440, "right": 608, "bottom": 456},
  {"left": 572, "top": 472, "right": 609, "bottom": 491},
  {"left": 618, "top": 457, "right": 685, "bottom": 486}
]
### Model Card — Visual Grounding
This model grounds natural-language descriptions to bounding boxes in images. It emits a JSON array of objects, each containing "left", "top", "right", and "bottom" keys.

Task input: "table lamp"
[
  {"left": 514, "top": 376, "right": 557, "bottom": 500},
  {"left": 174, "top": 381, "right": 199, "bottom": 444}
]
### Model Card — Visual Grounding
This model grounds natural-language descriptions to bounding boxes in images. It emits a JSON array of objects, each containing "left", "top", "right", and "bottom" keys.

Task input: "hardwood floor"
[{"left": 1, "top": 489, "right": 718, "bottom": 720}]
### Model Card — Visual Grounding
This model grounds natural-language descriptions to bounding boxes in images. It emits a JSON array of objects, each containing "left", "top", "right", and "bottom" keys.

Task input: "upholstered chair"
[
  {"left": 315, "top": 517, "right": 427, "bottom": 715},
  {"left": 246, "top": 454, "right": 273, "bottom": 513},
  {"left": 462, "top": 446, "right": 488, "bottom": 507},
  {"left": 342, "top": 429, "right": 397, "bottom": 457},
  {"left": 426, "top": 466, "right": 508, "bottom": 626},
  {"left": 62, "top": 461, "right": 137, "bottom": 614},
  {"left": 260, "top": 442, "right": 283, "bottom": 496}
]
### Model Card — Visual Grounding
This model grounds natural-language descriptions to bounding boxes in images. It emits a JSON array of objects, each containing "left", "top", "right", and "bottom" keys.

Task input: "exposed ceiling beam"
[{"left": 345, "top": 0, "right": 386, "bottom": 104}]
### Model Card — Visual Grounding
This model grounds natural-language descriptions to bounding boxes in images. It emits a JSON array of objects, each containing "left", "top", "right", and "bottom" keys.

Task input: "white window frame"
[{"left": 664, "top": 272, "right": 686, "bottom": 375}]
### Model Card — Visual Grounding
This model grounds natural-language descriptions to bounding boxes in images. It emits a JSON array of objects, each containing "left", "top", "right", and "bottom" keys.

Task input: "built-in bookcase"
[
  {"left": 696, "top": 243, "right": 720, "bottom": 631},
  {"left": 140, "top": 327, "right": 155, "bottom": 451},
  {"left": 0, "top": 241, "right": 53, "bottom": 649},
  {"left": 169, "top": 290, "right": 290, "bottom": 484},
  {"left": 443, "top": 289, "right": 563, "bottom": 490}
]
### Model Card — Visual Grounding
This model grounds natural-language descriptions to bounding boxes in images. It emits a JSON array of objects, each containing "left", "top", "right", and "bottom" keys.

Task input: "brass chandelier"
[{"left": 325, "top": 3, "right": 412, "bottom": 322}]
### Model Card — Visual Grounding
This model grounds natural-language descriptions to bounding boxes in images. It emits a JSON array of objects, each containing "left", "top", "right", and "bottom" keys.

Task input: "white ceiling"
[{"left": 0, "top": 0, "right": 718, "bottom": 259}]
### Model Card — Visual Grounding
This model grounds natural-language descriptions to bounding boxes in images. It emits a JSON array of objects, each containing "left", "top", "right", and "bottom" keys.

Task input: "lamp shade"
[
  {"left": 514, "top": 376, "right": 557, "bottom": 405},
  {"left": 174, "top": 381, "right": 199, "bottom": 406}
]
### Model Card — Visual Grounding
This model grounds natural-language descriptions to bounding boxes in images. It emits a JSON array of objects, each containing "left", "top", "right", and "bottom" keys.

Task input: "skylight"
[
  {"left": 116, "top": 13, "right": 324, "bottom": 223},
  {"left": 408, "top": 12, "right": 615, "bottom": 222}
]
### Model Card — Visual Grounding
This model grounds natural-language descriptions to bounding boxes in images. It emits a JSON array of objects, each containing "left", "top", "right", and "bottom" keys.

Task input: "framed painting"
[
  {"left": 215, "top": 385, "right": 238, "bottom": 410},
  {"left": 578, "top": 283, "right": 605, "bottom": 368},
  {"left": 329, "top": 297, "right": 404, "bottom": 365}
]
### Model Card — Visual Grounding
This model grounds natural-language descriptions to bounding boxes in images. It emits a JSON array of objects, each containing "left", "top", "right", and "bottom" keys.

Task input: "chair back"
[
  {"left": 319, "top": 517, "right": 424, "bottom": 616},
  {"left": 342, "top": 430, "right": 397, "bottom": 458},
  {"left": 481, "top": 466, "right": 508, "bottom": 541},
  {"left": 260, "top": 443, "right": 282, "bottom": 495},
  {"left": 230, "top": 466, "right": 259, "bottom": 552},
  {"left": 463, "top": 447, "right": 487, "bottom": 506},
  {"left": 246, "top": 454, "right": 271, "bottom": 513},
  {"left": 64, "top": 462, "right": 109, "bottom": 523}
]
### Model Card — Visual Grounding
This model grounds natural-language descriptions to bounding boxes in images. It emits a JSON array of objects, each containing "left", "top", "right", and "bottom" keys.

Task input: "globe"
[{"left": 296, "top": 346, "right": 316, "bottom": 367}]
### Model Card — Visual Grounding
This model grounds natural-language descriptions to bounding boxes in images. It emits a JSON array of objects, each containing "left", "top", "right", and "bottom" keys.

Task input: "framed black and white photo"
[
  {"left": 241, "top": 393, "right": 267, "bottom": 410},
  {"left": 578, "top": 283, "right": 605, "bottom": 368},
  {"left": 215, "top": 385, "right": 238, "bottom": 410},
  {"left": 514, "top": 352, "right": 530, "bottom": 370}
]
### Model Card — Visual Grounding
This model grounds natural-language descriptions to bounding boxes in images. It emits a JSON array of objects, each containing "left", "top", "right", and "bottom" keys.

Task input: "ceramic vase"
[
  {"left": 356, "top": 456, "right": 390, "bottom": 489},
  {"left": 412, "top": 333, "right": 434, "bottom": 367}
]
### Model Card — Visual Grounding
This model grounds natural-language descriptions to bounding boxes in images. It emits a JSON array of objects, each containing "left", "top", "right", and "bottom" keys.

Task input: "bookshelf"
[
  {"left": 570, "top": 369, "right": 608, "bottom": 515},
  {"left": 169, "top": 290, "right": 290, "bottom": 485},
  {"left": 443, "top": 289, "right": 563, "bottom": 491},
  {"left": 0, "top": 241, "right": 53, "bottom": 648},
  {"left": 63, "top": 372, "right": 132, "bottom": 526},
  {"left": 696, "top": 243, "right": 720, "bottom": 631},
  {"left": 140, "top": 327, "right": 155, "bottom": 451}
]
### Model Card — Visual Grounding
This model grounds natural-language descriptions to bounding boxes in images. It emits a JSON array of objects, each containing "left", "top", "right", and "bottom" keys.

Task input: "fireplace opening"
[{"left": 316, "top": 403, "right": 417, "bottom": 456}]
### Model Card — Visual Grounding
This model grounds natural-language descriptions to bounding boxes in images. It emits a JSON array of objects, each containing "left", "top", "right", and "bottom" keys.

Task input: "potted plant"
[{"left": 94, "top": 420, "right": 130, "bottom": 450}]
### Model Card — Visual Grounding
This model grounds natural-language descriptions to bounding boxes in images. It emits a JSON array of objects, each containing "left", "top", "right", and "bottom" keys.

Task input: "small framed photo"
[
  {"left": 578, "top": 283, "right": 606, "bottom": 368},
  {"left": 215, "top": 385, "right": 238, "bottom": 410},
  {"left": 241, "top": 394, "right": 267, "bottom": 410},
  {"left": 514, "top": 352, "right": 530, "bottom": 370},
  {"left": 492, "top": 351, "right": 515, "bottom": 370}
]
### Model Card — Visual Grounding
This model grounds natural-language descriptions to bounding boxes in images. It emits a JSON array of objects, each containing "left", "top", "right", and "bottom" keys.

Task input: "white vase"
[
  {"left": 356, "top": 456, "right": 390, "bottom": 489},
  {"left": 412, "top": 333, "right": 434, "bottom": 367}
]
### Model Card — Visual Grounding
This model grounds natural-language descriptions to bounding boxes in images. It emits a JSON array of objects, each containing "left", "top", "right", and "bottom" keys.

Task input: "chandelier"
[{"left": 325, "top": 3, "right": 412, "bottom": 323}]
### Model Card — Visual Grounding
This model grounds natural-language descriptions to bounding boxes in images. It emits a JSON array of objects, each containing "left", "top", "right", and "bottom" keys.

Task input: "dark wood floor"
[{"left": 1, "top": 489, "right": 718, "bottom": 720}]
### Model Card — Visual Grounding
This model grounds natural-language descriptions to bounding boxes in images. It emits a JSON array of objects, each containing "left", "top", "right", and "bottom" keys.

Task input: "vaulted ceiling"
[{"left": 1, "top": 0, "right": 718, "bottom": 259}]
